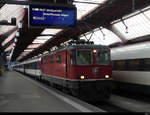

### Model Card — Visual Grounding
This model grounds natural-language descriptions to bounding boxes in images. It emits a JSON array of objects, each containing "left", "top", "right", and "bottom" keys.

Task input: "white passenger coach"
[{"left": 111, "top": 41, "right": 150, "bottom": 95}]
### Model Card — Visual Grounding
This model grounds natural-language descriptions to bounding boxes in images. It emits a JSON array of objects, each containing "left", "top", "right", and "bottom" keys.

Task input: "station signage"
[{"left": 29, "top": 4, "right": 77, "bottom": 28}]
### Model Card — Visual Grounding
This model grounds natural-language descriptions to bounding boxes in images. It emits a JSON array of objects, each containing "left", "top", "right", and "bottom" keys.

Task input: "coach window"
[
  {"left": 143, "top": 58, "right": 150, "bottom": 71},
  {"left": 116, "top": 60, "right": 126, "bottom": 71},
  {"left": 125, "top": 60, "right": 129, "bottom": 70},
  {"left": 49, "top": 56, "right": 53, "bottom": 64},
  {"left": 33, "top": 62, "right": 37, "bottom": 69},
  {"left": 128, "top": 59, "right": 140, "bottom": 71},
  {"left": 56, "top": 55, "right": 61, "bottom": 64},
  {"left": 31, "top": 62, "right": 34, "bottom": 69}
]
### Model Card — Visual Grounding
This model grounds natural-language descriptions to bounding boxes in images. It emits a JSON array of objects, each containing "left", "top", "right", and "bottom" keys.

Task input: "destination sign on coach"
[{"left": 29, "top": 4, "right": 77, "bottom": 28}]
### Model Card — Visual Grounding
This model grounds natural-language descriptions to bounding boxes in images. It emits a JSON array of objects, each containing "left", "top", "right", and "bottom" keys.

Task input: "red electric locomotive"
[{"left": 39, "top": 40, "right": 112, "bottom": 101}]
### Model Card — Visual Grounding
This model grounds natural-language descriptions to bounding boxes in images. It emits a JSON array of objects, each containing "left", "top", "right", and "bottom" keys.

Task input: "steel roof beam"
[
  {"left": 3, "top": 39, "right": 15, "bottom": 50},
  {"left": 0, "top": 0, "right": 73, "bottom": 6},
  {"left": 73, "top": 0, "right": 103, "bottom": 5},
  {"left": 39, "top": 34, "right": 56, "bottom": 36}
]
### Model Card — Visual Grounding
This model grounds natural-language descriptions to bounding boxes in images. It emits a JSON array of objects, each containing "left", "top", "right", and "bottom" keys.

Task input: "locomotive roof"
[
  {"left": 68, "top": 44, "right": 109, "bottom": 49},
  {"left": 43, "top": 44, "right": 109, "bottom": 57},
  {"left": 14, "top": 44, "right": 109, "bottom": 65}
]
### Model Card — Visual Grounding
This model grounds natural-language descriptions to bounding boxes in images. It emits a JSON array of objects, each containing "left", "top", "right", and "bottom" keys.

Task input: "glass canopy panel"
[
  {"left": 17, "top": 51, "right": 30, "bottom": 61},
  {"left": 41, "top": 29, "right": 62, "bottom": 35},
  {"left": 5, "top": 43, "right": 14, "bottom": 52},
  {"left": 0, "top": 4, "right": 24, "bottom": 21},
  {"left": 24, "top": 49, "right": 34, "bottom": 52},
  {"left": 21, "top": 52, "right": 30, "bottom": 56},
  {"left": 16, "top": 55, "right": 24, "bottom": 60},
  {"left": 16, "top": 56, "right": 21, "bottom": 61},
  {"left": 32, "top": 29, "right": 62, "bottom": 44},
  {"left": 23, "top": 28, "right": 62, "bottom": 59},
  {"left": 32, "top": 36, "right": 52, "bottom": 44},
  {"left": 2, "top": 31, "right": 17, "bottom": 46},
  {"left": 80, "top": 28, "right": 121, "bottom": 46},
  {"left": 0, "top": 26, "right": 15, "bottom": 36},
  {"left": 0, "top": 4, "right": 24, "bottom": 35},
  {"left": 27, "top": 44, "right": 41, "bottom": 49},
  {"left": 111, "top": 6, "right": 150, "bottom": 40},
  {"left": 73, "top": 0, "right": 108, "bottom": 20}
]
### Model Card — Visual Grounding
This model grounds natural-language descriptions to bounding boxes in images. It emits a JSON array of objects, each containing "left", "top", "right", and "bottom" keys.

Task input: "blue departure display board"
[{"left": 29, "top": 4, "right": 77, "bottom": 28}]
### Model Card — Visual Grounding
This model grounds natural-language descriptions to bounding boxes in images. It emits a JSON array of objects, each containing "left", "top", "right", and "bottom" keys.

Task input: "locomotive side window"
[
  {"left": 44, "top": 56, "right": 47, "bottom": 64},
  {"left": 56, "top": 55, "right": 61, "bottom": 64},
  {"left": 70, "top": 50, "right": 76, "bottom": 65},
  {"left": 41, "top": 58, "right": 43, "bottom": 65},
  {"left": 97, "top": 50, "right": 110, "bottom": 65},
  {"left": 49, "top": 56, "right": 53, "bottom": 64},
  {"left": 76, "top": 50, "right": 92, "bottom": 65}
]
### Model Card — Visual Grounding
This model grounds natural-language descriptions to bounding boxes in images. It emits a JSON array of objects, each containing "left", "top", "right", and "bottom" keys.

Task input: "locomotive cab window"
[
  {"left": 76, "top": 50, "right": 92, "bottom": 65},
  {"left": 97, "top": 50, "right": 110, "bottom": 65}
]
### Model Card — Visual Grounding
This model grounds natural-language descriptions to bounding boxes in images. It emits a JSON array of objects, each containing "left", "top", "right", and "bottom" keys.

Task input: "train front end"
[{"left": 68, "top": 44, "right": 112, "bottom": 101}]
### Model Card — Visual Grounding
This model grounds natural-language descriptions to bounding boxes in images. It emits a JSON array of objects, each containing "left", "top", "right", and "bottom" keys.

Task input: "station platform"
[{"left": 0, "top": 71, "right": 103, "bottom": 112}]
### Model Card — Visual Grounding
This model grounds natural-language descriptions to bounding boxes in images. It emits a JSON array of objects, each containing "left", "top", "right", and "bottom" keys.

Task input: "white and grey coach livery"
[
  {"left": 111, "top": 42, "right": 150, "bottom": 95},
  {"left": 24, "top": 58, "right": 41, "bottom": 77},
  {"left": 13, "top": 58, "right": 41, "bottom": 77},
  {"left": 13, "top": 62, "right": 25, "bottom": 73}
]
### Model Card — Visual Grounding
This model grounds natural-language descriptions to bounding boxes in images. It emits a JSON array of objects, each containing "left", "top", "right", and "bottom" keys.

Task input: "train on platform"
[
  {"left": 13, "top": 40, "right": 112, "bottom": 101},
  {"left": 111, "top": 41, "right": 150, "bottom": 95}
]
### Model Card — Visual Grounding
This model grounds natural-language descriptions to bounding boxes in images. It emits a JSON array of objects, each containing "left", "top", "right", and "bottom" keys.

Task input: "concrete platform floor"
[{"left": 0, "top": 71, "right": 103, "bottom": 112}]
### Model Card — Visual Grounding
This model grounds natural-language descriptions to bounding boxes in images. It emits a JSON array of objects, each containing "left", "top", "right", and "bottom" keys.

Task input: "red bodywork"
[{"left": 39, "top": 49, "right": 112, "bottom": 80}]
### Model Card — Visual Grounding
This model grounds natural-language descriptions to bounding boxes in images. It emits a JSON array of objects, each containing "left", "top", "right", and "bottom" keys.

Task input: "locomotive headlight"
[
  {"left": 80, "top": 75, "right": 85, "bottom": 80},
  {"left": 105, "top": 75, "right": 110, "bottom": 79},
  {"left": 93, "top": 49, "right": 97, "bottom": 54}
]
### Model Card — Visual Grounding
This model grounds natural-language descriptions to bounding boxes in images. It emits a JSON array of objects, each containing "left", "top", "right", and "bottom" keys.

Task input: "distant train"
[
  {"left": 111, "top": 41, "right": 150, "bottom": 95},
  {"left": 13, "top": 40, "right": 112, "bottom": 101}
]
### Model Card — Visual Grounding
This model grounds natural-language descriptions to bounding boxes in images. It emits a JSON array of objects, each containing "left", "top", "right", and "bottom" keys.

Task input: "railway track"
[
  {"left": 89, "top": 94, "right": 150, "bottom": 112},
  {"left": 114, "top": 91, "right": 150, "bottom": 104},
  {"left": 89, "top": 101, "right": 130, "bottom": 112}
]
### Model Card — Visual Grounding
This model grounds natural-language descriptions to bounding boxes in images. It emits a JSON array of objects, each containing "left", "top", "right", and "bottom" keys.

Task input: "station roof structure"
[{"left": 0, "top": 0, "right": 150, "bottom": 63}]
